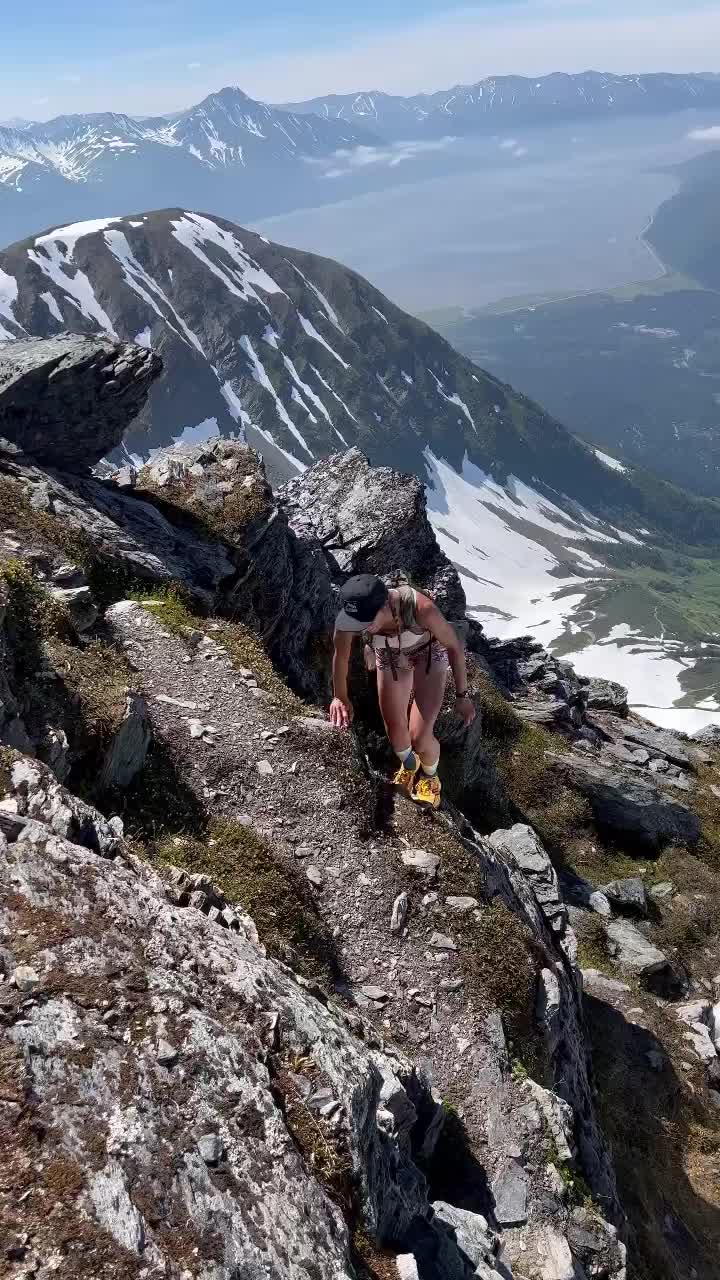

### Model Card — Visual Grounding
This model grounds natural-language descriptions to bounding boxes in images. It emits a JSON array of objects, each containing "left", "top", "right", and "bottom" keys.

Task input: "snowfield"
[{"left": 425, "top": 450, "right": 720, "bottom": 734}]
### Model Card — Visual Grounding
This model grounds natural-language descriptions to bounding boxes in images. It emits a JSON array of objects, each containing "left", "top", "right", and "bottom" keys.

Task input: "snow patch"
[
  {"left": 298, "top": 314, "right": 349, "bottom": 369},
  {"left": 240, "top": 335, "right": 314, "bottom": 458},
  {"left": 133, "top": 326, "right": 152, "bottom": 348},
  {"left": 594, "top": 447, "right": 628, "bottom": 474},
  {"left": 0, "top": 266, "right": 21, "bottom": 338},
  {"left": 28, "top": 233, "right": 117, "bottom": 337},
  {"left": 40, "top": 292, "right": 64, "bottom": 324}
]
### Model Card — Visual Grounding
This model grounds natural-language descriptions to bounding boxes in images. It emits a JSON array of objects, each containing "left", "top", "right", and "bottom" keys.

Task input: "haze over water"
[{"left": 256, "top": 111, "right": 720, "bottom": 311}]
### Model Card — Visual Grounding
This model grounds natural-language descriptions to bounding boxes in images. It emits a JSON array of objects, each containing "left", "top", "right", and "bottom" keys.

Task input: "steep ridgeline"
[
  {"left": 284, "top": 71, "right": 720, "bottom": 139},
  {"left": 3, "top": 340, "right": 720, "bottom": 1280},
  {"left": 3, "top": 209, "right": 720, "bottom": 732},
  {"left": 0, "top": 87, "right": 376, "bottom": 247}
]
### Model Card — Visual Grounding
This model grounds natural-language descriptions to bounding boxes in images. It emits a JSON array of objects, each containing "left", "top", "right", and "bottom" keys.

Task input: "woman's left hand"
[{"left": 455, "top": 694, "right": 476, "bottom": 727}]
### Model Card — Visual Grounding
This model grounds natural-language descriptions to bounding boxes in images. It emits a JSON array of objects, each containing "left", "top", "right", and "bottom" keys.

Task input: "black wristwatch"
[{"left": 456, "top": 689, "right": 470, "bottom": 699}]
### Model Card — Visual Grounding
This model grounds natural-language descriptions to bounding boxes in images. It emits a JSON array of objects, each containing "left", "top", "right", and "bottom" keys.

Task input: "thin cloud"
[
  {"left": 305, "top": 136, "right": 457, "bottom": 178},
  {"left": 688, "top": 125, "right": 720, "bottom": 141},
  {"left": 499, "top": 137, "right": 529, "bottom": 158},
  {"left": 187, "top": 62, "right": 202, "bottom": 70},
  {"left": 59, "top": 74, "right": 81, "bottom": 84}
]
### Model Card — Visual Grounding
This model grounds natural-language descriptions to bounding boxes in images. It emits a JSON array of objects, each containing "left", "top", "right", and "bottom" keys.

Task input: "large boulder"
[
  {"left": 606, "top": 919, "right": 672, "bottom": 979},
  {"left": 584, "top": 678, "right": 628, "bottom": 716},
  {"left": 0, "top": 335, "right": 160, "bottom": 469},
  {"left": 600, "top": 877, "right": 650, "bottom": 918},
  {"left": 547, "top": 753, "right": 700, "bottom": 851},
  {"left": 487, "top": 824, "right": 568, "bottom": 936},
  {"left": 134, "top": 439, "right": 335, "bottom": 694},
  {"left": 280, "top": 448, "right": 466, "bottom": 621}
]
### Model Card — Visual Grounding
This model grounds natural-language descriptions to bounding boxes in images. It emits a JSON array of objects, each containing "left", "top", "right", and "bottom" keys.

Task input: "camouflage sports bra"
[{"left": 368, "top": 586, "right": 433, "bottom": 677}]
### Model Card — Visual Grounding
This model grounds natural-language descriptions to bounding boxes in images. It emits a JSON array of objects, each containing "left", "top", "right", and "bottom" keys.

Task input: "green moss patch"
[
  {"left": 135, "top": 456, "right": 271, "bottom": 546},
  {"left": 155, "top": 819, "right": 340, "bottom": 984}
]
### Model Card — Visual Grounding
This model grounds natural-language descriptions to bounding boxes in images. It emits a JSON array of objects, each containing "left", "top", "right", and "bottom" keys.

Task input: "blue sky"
[{"left": 3, "top": 0, "right": 720, "bottom": 120}]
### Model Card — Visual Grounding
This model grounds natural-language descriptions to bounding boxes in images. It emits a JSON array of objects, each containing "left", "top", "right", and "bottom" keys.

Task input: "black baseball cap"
[{"left": 335, "top": 574, "right": 388, "bottom": 633}]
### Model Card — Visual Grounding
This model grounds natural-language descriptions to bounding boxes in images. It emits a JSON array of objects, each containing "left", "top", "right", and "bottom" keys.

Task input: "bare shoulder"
[{"left": 415, "top": 591, "right": 442, "bottom": 621}]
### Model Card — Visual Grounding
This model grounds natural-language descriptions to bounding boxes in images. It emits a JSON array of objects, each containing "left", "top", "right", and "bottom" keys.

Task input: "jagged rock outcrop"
[
  {"left": 0, "top": 334, "right": 160, "bottom": 468},
  {"left": 280, "top": 448, "right": 467, "bottom": 622},
  {"left": 1, "top": 439, "right": 334, "bottom": 699},
  {"left": 546, "top": 753, "right": 700, "bottom": 851}
]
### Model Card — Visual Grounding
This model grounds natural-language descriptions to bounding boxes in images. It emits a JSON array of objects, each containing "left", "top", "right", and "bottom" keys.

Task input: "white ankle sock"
[
  {"left": 421, "top": 758, "right": 440, "bottom": 778},
  {"left": 397, "top": 746, "right": 418, "bottom": 771}
]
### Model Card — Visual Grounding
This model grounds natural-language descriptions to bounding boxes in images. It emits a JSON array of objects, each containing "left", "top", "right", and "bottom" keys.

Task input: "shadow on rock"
[{"left": 585, "top": 993, "right": 720, "bottom": 1280}]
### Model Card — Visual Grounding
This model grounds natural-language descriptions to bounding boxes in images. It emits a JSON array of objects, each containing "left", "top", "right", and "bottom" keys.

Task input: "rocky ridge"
[{"left": 1, "top": 337, "right": 720, "bottom": 1277}]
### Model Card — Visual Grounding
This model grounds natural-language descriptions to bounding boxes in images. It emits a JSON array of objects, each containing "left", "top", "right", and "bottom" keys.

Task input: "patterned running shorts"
[{"left": 375, "top": 640, "right": 450, "bottom": 674}]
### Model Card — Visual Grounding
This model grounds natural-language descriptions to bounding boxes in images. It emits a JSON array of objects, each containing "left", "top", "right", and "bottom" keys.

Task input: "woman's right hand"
[{"left": 329, "top": 697, "right": 354, "bottom": 729}]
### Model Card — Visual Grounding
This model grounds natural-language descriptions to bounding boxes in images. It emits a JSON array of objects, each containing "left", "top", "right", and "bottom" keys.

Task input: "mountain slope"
[
  {"left": 2, "top": 207, "right": 720, "bottom": 730},
  {"left": 284, "top": 71, "right": 720, "bottom": 139},
  {"left": 647, "top": 148, "right": 720, "bottom": 290}
]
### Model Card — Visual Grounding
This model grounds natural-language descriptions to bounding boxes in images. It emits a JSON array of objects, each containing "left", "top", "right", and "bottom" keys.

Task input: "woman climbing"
[{"left": 329, "top": 574, "right": 475, "bottom": 809}]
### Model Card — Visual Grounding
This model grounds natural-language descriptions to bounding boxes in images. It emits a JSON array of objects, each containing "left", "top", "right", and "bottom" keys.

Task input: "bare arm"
[
  {"left": 330, "top": 630, "right": 354, "bottom": 728},
  {"left": 416, "top": 594, "right": 475, "bottom": 724}
]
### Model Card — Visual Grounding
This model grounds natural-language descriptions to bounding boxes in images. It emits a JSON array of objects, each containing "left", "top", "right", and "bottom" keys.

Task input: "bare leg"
[
  {"left": 377, "top": 665, "right": 414, "bottom": 754},
  {"left": 410, "top": 662, "right": 449, "bottom": 767}
]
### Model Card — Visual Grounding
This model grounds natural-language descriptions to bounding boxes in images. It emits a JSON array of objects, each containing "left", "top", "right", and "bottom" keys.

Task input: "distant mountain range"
[
  {"left": 2, "top": 207, "right": 720, "bottom": 728},
  {"left": 3, "top": 72, "right": 720, "bottom": 250},
  {"left": 0, "top": 87, "right": 376, "bottom": 248},
  {"left": 283, "top": 71, "right": 720, "bottom": 137}
]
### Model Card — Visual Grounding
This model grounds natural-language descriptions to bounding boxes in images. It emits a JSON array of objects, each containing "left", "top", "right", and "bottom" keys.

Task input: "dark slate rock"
[
  {"left": 0, "top": 335, "right": 161, "bottom": 469},
  {"left": 280, "top": 447, "right": 466, "bottom": 622},
  {"left": 584, "top": 678, "right": 628, "bottom": 715},
  {"left": 692, "top": 724, "right": 720, "bottom": 747},
  {"left": 547, "top": 753, "right": 700, "bottom": 851},
  {"left": 600, "top": 877, "right": 650, "bottom": 918}
]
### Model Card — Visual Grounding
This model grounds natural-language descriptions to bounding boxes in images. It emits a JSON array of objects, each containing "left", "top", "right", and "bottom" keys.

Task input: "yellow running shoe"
[
  {"left": 393, "top": 759, "right": 420, "bottom": 794},
  {"left": 413, "top": 774, "right": 442, "bottom": 809}
]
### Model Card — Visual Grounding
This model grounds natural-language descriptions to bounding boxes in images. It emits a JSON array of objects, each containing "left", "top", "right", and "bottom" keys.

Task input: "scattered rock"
[
  {"left": 197, "top": 1134, "right": 224, "bottom": 1166},
  {"left": 156, "top": 1039, "right": 179, "bottom": 1067},
  {"left": 650, "top": 881, "right": 674, "bottom": 900},
  {"left": 429, "top": 932, "right": 457, "bottom": 951},
  {"left": 492, "top": 1160, "right": 528, "bottom": 1226},
  {"left": 306, "top": 865, "right": 324, "bottom": 888},
  {"left": 359, "top": 985, "right": 389, "bottom": 1004},
  {"left": 51, "top": 584, "right": 98, "bottom": 633},
  {"left": 684, "top": 1024, "right": 717, "bottom": 1064},
  {"left": 256, "top": 759, "right": 274, "bottom": 776},
  {"left": 431, "top": 1200, "right": 495, "bottom": 1268},
  {"left": 582, "top": 970, "right": 631, "bottom": 997},
  {"left": 445, "top": 895, "right": 479, "bottom": 912},
  {"left": 99, "top": 692, "right": 151, "bottom": 790},
  {"left": 390, "top": 893, "right": 409, "bottom": 934},
  {"left": 395, "top": 1255, "right": 420, "bottom": 1280},
  {"left": 606, "top": 920, "right": 671, "bottom": 978},
  {"left": 402, "top": 849, "right": 439, "bottom": 878},
  {"left": 13, "top": 965, "right": 40, "bottom": 992},
  {"left": 601, "top": 877, "right": 650, "bottom": 918}
]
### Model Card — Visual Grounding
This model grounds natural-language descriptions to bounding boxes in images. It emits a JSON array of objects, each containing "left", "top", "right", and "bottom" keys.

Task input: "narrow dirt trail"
[{"left": 108, "top": 600, "right": 535, "bottom": 1222}]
